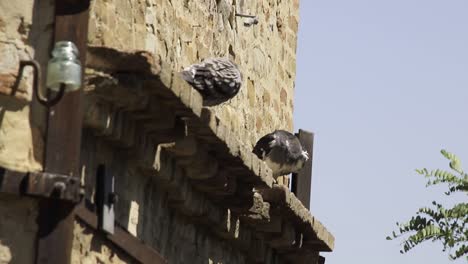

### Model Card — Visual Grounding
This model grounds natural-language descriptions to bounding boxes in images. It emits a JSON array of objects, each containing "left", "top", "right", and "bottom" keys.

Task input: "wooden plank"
[
  {"left": 44, "top": 0, "right": 89, "bottom": 176},
  {"left": 291, "top": 129, "right": 314, "bottom": 210},
  {"left": 35, "top": 1, "right": 90, "bottom": 264},
  {"left": 75, "top": 205, "right": 168, "bottom": 264}
]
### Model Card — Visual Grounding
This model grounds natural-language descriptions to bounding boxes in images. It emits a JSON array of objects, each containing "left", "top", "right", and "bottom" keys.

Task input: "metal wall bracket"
[
  {"left": 0, "top": 167, "right": 82, "bottom": 203},
  {"left": 291, "top": 129, "right": 314, "bottom": 210},
  {"left": 96, "top": 164, "right": 117, "bottom": 234},
  {"left": 18, "top": 60, "right": 66, "bottom": 107}
]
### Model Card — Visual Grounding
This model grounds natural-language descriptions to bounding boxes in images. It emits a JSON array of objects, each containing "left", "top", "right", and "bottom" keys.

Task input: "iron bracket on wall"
[
  {"left": 0, "top": 167, "right": 82, "bottom": 203},
  {"left": 18, "top": 60, "right": 66, "bottom": 107},
  {"left": 291, "top": 129, "right": 314, "bottom": 210}
]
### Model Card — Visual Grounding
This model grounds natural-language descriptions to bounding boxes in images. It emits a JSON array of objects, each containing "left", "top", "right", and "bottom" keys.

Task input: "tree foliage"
[{"left": 387, "top": 150, "right": 468, "bottom": 260}]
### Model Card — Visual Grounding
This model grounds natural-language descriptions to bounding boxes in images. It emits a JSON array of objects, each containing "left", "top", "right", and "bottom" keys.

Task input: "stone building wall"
[
  {"left": 73, "top": 120, "right": 284, "bottom": 263},
  {"left": 0, "top": 0, "right": 306, "bottom": 263},
  {"left": 0, "top": 0, "right": 53, "bottom": 172},
  {"left": 73, "top": 1, "right": 301, "bottom": 263},
  {"left": 0, "top": 0, "right": 54, "bottom": 263},
  {"left": 72, "top": 220, "right": 134, "bottom": 264},
  {"left": 0, "top": 194, "right": 38, "bottom": 264},
  {"left": 88, "top": 0, "right": 299, "bottom": 147}
]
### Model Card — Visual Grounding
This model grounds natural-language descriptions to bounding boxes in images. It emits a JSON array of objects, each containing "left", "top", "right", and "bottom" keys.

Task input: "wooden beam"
[
  {"left": 44, "top": 1, "right": 90, "bottom": 176},
  {"left": 35, "top": 1, "right": 90, "bottom": 264},
  {"left": 291, "top": 129, "right": 314, "bottom": 210}
]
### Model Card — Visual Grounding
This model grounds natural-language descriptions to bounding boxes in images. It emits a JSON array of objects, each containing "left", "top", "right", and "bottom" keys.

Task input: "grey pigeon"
[
  {"left": 180, "top": 57, "right": 242, "bottom": 105},
  {"left": 253, "top": 130, "right": 309, "bottom": 178}
]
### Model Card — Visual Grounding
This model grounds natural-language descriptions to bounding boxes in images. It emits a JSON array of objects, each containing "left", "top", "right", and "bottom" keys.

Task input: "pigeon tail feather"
[{"left": 180, "top": 70, "right": 194, "bottom": 83}]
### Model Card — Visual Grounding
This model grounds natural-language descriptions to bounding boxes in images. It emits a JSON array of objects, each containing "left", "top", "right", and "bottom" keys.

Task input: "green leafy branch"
[{"left": 387, "top": 150, "right": 468, "bottom": 260}]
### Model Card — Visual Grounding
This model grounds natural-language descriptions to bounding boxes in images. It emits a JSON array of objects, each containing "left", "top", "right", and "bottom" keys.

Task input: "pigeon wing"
[
  {"left": 204, "top": 58, "right": 242, "bottom": 98},
  {"left": 181, "top": 58, "right": 242, "bottom": 105}
]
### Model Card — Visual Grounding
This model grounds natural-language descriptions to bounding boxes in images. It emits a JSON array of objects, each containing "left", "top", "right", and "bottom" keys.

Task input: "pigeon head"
[{"left": 253, "top": 130, "right": 310, "bottom": 177}]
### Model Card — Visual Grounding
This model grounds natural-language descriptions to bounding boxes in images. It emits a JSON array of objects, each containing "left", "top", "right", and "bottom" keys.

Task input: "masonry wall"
[
  {"left": 72, "top": 220, "right": 134, "bottom": 264},
  {"left": 74, "top": 1, "right": 300, "bottom": 262},
  {"left": 0, "top": 194, "right": 38, "bottom": 264},
  {"left": 0, "top": 0, "right": 54, "bottom": 263},
  {"left": 73, "top": 128, "right": 283, "bottom": 264},
  {"left": 0, "top": 0, "right": 52, "bottom": 172},
  {"left": 0, "top": 0, "right": 302, "bottom": 263},
  {"left": 88, "top": 0, "right": 299, "bottom": 147}
]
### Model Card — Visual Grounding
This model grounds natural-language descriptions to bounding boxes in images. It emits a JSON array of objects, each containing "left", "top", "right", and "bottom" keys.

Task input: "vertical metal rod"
[
  {"left": 319, "top": 255, "right": 326, "bottom": 264},
  {"left": 35, "top": 1, "right": 90, "bottom": 263}
]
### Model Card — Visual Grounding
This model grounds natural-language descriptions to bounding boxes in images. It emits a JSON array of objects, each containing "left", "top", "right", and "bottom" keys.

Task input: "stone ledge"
[
  {"left": 259, "top": 185, "right": 334, "bottom": 252},
  {"left": 84, "top": 46, "right": 335, "bottom": 260},
  {"left": 85, "top": 45, "right": 273, "bottom": 189}
]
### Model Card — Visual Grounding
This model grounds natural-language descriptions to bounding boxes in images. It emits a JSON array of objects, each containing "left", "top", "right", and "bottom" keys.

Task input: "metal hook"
[
  {"left": 18, "top": 60, "right": 66, "bottom": 107},
  {"left": 235, "top": 13, "right": 257, "bottom": 18},
  {"left": 235, "top": 13, "right": 259, "bottom": 27}
]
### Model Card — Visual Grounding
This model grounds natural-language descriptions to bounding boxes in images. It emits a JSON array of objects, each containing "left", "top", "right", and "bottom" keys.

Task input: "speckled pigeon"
[
  {"left": 180, "top": 57, "right": 242, "bottom": 105},
  {"left": 253, "top": 130, "right": 309, "bottom": 178}
]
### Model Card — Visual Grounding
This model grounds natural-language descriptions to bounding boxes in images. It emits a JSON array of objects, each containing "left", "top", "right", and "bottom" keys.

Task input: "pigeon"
[
  {"left": 253, "top": 130, "right": 309, "bottom": 178},
  {"left": 180, "top": 57, "right": 242, "bottom": 106}
]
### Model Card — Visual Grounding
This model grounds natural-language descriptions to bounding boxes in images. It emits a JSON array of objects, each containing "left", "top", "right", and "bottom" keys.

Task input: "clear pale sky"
[{"left": 293, "top": 1, "right": 468, "bottom": 263}]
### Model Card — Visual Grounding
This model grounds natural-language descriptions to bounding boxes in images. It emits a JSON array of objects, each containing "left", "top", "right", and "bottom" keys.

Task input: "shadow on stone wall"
[
  {"left": 0, "top": 0, "right": 53, "bottom": 172},
  {"left": 0, "top": 193, "right": 38, "bottom": 264}
]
